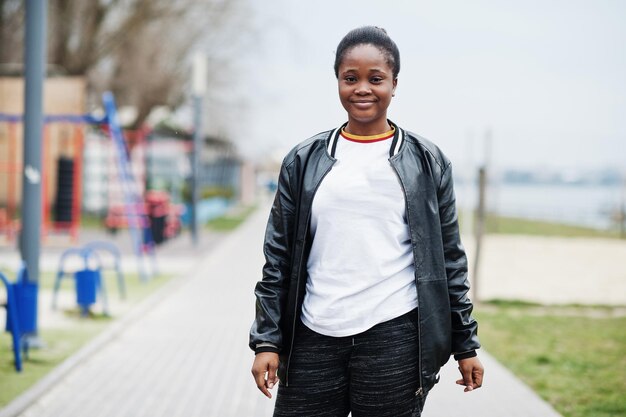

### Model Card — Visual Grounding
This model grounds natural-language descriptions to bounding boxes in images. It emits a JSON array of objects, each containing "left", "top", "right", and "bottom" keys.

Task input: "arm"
[
  {"left": 249, "top": 159, "right": 296, "bottom": 397},
  {"left": 437, "top": 161, "right": 483, "bottom": 390}
]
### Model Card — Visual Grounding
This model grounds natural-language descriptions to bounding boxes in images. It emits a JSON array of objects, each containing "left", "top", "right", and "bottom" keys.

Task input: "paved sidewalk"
[{"left": 2, "top": 205, "right": 562, "bottom": 417}]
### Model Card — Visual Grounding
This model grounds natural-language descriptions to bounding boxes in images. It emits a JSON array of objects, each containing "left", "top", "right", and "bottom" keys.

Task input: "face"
[{"left": 337, "top": 44, "right": 397, "bottom": 134}]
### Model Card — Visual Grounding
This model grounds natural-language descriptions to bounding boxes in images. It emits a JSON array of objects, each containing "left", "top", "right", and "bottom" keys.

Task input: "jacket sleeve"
[
  {"left": 249, "top": 159, "right": 296, "bottom": 353},
  {"left": 437, "top": 161, "right": 481, "bottom": 357}
]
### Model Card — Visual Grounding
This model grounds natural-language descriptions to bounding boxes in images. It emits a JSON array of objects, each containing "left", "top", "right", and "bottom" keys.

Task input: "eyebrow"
[{"left": 341, "top": 68, "right": 388, "bottom": 74}]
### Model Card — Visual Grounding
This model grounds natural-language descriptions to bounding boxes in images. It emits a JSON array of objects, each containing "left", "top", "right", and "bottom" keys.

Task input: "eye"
[
  {"left": 344, "top": 75, "right": 357, "bottom": 83},
  {"left": 370, "top": 76, "right": 383, "bottom": 83}
]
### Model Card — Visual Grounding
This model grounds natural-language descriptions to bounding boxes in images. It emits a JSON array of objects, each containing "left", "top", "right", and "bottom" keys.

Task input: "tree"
[
  {"left": 0, "top": 0, "right": 253, "bottom": 128},
  {"left": 0, "top": 0, "right": 23, "bottom": 65}
]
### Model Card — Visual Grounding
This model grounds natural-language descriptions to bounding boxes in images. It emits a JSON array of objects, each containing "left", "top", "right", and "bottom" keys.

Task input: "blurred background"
[
  {"left": 244, "top": 0, "right": 626, "bottom": 233},
  {"left": 0, "top": 1, "right": 624, "bottom": 417},
  {"left": 1, "top": 0, "right": 624, "bottom": 234}
]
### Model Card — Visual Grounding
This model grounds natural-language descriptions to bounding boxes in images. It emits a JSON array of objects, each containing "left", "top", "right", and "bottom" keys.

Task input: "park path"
[{"left": 2, "top": 203, "right": 562, "bottom": 417}]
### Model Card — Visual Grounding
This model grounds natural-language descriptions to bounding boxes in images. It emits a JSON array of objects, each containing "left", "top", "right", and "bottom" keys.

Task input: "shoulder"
[
  {"left": 401, "top": 129, "right": 451, "bottom": 172},
  {"left": 282, "top": 129, "right": 332, "bottom": 167}
]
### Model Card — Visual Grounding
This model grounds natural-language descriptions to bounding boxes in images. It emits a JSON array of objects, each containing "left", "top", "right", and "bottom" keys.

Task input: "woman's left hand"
[{"left": 456, "top": 356, "right": 484, "bottom": 392}]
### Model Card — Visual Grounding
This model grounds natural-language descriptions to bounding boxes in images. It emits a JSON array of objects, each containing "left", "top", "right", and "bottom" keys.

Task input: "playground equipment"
[
  {"left": 0, "top": 92, "right": 157, "bottom": 280},
  {"left": 102, "top": 93, "right": 157, "bottom": 280},
  {"left": 1, "top": 264, "right": 36, "bottom": 372},
  {"left": 52, "top": 242, "right": 126, "bottom": 316},
  {"left": 52, "top": 246, "right": 107, "bottom": 316},
  {"left": 0, "top": 119, "right": 20, "bottom": 241},
  {"left": 0, "top": 114, "right": 85, "bottom": 241},
  {"left": 83, "top": 241, "right": 126, "bottom": 299}
]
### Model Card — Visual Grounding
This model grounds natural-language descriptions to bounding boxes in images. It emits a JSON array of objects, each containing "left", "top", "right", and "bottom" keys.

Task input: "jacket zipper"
[
  {"left": 284, "top": 159, "right": 335, "bottom": 386},
  {"left": 390, "top": 158, "right": 424, "bottom": 395}
]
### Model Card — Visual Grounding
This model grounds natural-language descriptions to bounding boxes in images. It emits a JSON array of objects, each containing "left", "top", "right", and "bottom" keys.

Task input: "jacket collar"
[{"left": 326, "top": 120, "right": 405, "bottom": 158}]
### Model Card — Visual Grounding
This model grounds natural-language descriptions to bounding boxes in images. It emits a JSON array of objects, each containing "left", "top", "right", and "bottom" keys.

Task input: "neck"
[{"left": 344, "top": 118, "right": 391, "bottom": 136}]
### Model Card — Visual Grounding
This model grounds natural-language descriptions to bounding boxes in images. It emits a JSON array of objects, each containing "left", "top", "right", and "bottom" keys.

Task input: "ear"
[{"left": 392, "top": 78, "right": 398, "bottom": 96}]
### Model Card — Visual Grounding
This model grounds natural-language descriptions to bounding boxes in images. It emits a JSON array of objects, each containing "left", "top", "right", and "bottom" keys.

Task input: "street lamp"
[
  {"left": 20, "top": 0, "right": 48, "bottom": 347},
  {"left": 191, "top": 53, "right": 207, "bottom": 246}
]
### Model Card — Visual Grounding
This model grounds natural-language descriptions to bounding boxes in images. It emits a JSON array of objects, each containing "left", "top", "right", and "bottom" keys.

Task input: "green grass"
[
  {"left": 37, "top": 270, "right": 169, "bottom": 296},
  {"left": 475, "top": 302, "right": 626, "bottom": 417},
  {"left": 80, "top": 212, "right": 106, "bottom": 229},
  {"left": 0, "top": 271, "right": 172, "bottom": 407},
  {"left": 485, "top": 215, "right": 620, "bottom": 238},
  {"left": 459, "top": 212, "right": 622, "bottom": 239},
  {"left": 0, "top": 322, "right": 109, "bottom": 406},
  {"left": 205, "top": 204, "right": 257, "bottom": 231}
]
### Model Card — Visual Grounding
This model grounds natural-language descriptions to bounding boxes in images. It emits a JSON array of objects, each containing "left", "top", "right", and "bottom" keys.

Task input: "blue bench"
[
  {"left": 52, "top": 242, "right": 126, "bottom": 316},
  {"left": 1, "top": 264, "right": 35, "bottom": 372}
]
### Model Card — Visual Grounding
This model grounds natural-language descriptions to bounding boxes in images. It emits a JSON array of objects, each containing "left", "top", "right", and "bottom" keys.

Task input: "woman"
[{"left": 250, "top": 26, "right": 483, "bottom": 417}]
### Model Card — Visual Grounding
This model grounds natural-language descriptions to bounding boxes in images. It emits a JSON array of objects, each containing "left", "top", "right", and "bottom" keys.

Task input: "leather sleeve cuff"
[
  {"left": 454, "top": 350, "right": 477, "bottom": 361},
  {"left": 255, "top": 342, "right": 280, "bottom": 355}
]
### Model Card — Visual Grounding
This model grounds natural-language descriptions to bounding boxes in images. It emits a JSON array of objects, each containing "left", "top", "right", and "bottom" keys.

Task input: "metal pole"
[
  {"left": 471, "top": 128, "right": 492, "bottom": 301},
  {"left": 617, "top": 174, "right": 626, "bottom": 239},
  {"left": 191, "top": 95, "right": 202, "bottom": 245},
  {"left": 191, "top": 53, "right": 207, "bottom": 246},
  {"left": 472, "top": 166, "right": 487, "bottom": 303},
  {"left": 20, "top": 0, "right": 48, "bottom": 343},
  {"left": 21, "top": 0, "right": 47, "bottom": 283}
]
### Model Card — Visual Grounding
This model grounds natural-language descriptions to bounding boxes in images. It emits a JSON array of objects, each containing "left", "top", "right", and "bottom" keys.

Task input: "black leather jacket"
[{"left": 250, "top": 123, "right": 480, "bottom": 392}]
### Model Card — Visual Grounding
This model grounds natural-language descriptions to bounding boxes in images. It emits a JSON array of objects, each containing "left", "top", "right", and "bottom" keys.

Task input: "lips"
[{"left": 351, "top": 100, "right": 376, "bottom": 109}]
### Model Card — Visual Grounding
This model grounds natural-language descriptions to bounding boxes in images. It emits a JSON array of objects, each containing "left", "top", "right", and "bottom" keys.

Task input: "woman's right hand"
[{"left": 251, "top": 352, "right": 280, "bottom": 398}]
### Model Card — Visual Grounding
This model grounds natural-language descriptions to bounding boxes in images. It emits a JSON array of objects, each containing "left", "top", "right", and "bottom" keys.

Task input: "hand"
[
  {"left": 455, "top": 356, "right": 484, "bottom": 392},
  {"left": 251, "top": 352, "right": 280, "bottom": 399}
]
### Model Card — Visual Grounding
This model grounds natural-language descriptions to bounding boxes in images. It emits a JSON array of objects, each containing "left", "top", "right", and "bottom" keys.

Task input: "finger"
[
  {"left": 260, "top": 384, "right": 272, "bottom": 398},
  {"left": 459, "top": 366, "right": 474, "bottom": 391},
  {"left": 473, "top": 367, "right": 484, "bottom": 388},
  {"left": 259, "top": 373, "right": 272, "bottom": 398},
  {"left": 252, "top": 368, "right": 272, "bottom": 398},
  {"left": 267, "top": 361, "right": 279, "bottom": 390}
]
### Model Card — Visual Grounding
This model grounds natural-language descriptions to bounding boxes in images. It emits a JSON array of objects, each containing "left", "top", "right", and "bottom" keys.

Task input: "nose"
[{"left": 354, "top": 81, "right": 371, "bottom": 95}]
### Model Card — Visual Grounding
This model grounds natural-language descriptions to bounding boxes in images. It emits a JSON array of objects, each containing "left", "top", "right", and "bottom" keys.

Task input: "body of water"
[{"left": 455, "top": 182, "right": 624, "bottom": 230}]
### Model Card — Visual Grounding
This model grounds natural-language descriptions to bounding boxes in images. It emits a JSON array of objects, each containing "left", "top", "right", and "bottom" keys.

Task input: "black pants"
[{"left": 273, "top": 309, "right": 427, "bottom": 417}]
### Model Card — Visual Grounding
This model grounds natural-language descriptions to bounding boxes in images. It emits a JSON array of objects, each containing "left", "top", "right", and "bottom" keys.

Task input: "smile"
[{"left": 351, "top": 101, "right": 376, "bottom": 108}]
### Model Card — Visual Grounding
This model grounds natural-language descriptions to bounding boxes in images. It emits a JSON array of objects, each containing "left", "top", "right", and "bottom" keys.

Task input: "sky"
[{"left": 234, "top": 0, "right": 625, "bottom": 172}]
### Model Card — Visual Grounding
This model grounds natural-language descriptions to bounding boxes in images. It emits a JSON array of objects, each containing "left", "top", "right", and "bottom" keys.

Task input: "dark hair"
[{"left": 334, "top": 26, "right": 401, "bottom": 79}]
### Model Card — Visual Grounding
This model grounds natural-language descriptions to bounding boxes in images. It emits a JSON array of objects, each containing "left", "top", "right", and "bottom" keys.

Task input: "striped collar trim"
[
  {"left": 340, "top": 126, "right": 395, "bottom": 143},
  {"left": 327, "top": 121, "right": 404, "bottom": 158}
]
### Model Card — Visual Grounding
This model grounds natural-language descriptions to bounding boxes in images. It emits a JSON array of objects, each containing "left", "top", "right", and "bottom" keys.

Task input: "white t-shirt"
[{"left": 301, "top": 129, "right": 418, "bottom": 337}]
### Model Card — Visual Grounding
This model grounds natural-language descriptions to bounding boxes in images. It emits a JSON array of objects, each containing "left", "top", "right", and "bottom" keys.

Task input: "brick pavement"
[{"left": 2, "top": 204, "right": 562, "bottom": 417}]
